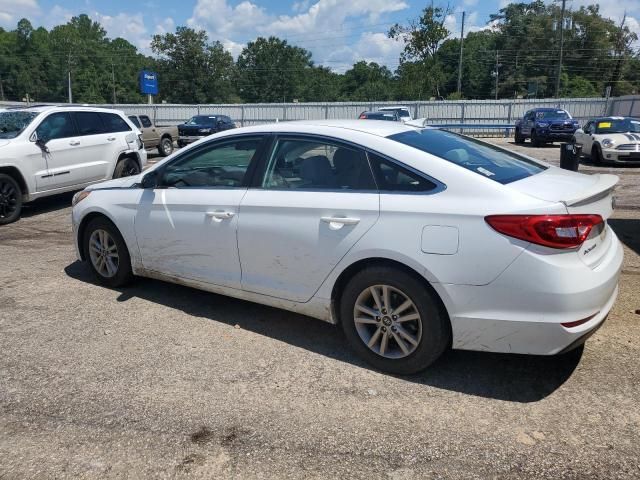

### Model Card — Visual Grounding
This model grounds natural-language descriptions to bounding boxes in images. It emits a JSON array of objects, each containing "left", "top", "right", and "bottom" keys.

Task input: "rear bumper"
[
  {"left": 538, "top": 131, "right": 575, "bottom": 142},
  {"left": 178, "top": 135, "right": 205, "bottom": 144},
  {"left": 440, "top": 229, "right": 623, "bottom": 355}
]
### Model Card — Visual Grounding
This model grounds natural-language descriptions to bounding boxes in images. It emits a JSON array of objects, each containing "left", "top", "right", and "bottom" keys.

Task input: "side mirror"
[
  {"left": 34, "top": 136, "right": 50, "bottom": 154},
  {"left": 141, "top": 170, "right": 158, "bottom": 189}
]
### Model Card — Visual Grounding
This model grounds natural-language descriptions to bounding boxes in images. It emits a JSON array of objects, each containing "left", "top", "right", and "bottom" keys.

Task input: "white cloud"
[
  {"left": 92, "top": 11, "right": 151, "bottom": 51},
  {"left": 0, "top": 0, "right": 40, "bottom": 27},
  {"left": 187, "top": 0, "right": 409, "bottom": 70}
]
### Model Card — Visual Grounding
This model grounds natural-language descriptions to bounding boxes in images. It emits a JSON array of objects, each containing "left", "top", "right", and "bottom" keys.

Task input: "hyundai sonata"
[{"left": 71, "top": 120, "right": 623, "bottom": 374}]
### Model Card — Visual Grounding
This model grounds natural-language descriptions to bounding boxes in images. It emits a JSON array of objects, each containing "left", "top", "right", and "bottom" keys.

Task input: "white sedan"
[
  {"left": 71, "top": 120, "right": 623, "bottom": 374},
  {"left": 573, "top": 116, "right": 640, "bottom": 165}
]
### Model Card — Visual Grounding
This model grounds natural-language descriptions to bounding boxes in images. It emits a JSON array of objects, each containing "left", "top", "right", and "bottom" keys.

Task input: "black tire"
[
  {"left": 0, "top": 173, "right": 22, "bottom": 225},
  {"left": 83, "top": 216, "right": 133, "bottom": 287},
  {"left": 531, "top": 130, "right": 542, "bottom": 147},
  {"left": 113, "top": 157, "right": 141, "bottom": 178},
  {"left": 340, "top": 266, "right": 451, "bottom": 375},
  {"left": 158, "top": 137, "right": 174, "bottom": 157},
  {"left": 591, "top": 144, "right": 603, "bottom": 165},
  {"left": 514, "top": 128, "right": 525, "bottom": 144}
]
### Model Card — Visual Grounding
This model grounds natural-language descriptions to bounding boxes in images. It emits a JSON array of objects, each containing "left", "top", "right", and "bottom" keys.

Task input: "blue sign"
[{"left": 139, "top": 70, "right": 158, "bottom": 95}]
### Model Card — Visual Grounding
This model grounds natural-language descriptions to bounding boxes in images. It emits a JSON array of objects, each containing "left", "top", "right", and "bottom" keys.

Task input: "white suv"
[{"left": 0, "top": 106, "right": 146, "bottom": 224}]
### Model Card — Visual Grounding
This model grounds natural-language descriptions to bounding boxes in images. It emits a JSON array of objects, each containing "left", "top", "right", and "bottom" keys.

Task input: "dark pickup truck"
[
  {"left": 177, "top": 114, "right": 236, "bottom": 147},
  {"left": 514, "top": 108, "right": 580, "bottom": 147}
]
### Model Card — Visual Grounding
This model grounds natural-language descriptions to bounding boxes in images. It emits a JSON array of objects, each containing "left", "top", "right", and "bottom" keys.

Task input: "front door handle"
[
  {"left": 107, "top": 136, "right": 116, "bottom": 141},
  {"left": 321, "top": 216, "right": 360, "bottom": 229},
  {"left": 205, "top": 211, "right": 235, "bottom": 220},
  {"left": 69, "top": 140, "right": 80, "bottom": 146}
]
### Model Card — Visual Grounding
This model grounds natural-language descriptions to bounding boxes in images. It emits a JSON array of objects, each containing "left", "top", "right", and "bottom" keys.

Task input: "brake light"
[
  {"left": 485, "top": 214, "right": 603, "bottom": 249},
  {"left": 359, "top": 114, "right": 366, "bottom": 119}
]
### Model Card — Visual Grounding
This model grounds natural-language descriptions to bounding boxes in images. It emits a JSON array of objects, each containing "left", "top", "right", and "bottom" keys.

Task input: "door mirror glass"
[{"left": 141, "top": 171, "right": 158, "bottom": 189}]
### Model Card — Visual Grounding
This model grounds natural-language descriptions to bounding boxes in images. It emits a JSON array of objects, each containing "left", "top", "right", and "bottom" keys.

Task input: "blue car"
[{"left": 514, "top": 108, "right": 580, "bottom": 147}]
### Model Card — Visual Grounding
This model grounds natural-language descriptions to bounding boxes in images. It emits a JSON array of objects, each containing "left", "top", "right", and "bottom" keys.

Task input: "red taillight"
[
  {"left": 485, "top": 214, "right": 603, "bottom": 249},
  {"left": 561, "top": 312, "right": 598, "bottom": 328},
  {"left": 359, "top": 114, "right": 366, "bottom": 119}
]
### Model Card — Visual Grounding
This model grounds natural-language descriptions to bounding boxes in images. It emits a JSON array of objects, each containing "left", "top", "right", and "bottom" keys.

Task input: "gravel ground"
[{"left": 1, "top": 143, "right": 639, "bottom": 479}]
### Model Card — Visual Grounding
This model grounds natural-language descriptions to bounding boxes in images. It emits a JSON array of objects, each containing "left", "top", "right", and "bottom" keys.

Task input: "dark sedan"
[{"left": 177, "top": 115, "right": 236, "bottom": 147}]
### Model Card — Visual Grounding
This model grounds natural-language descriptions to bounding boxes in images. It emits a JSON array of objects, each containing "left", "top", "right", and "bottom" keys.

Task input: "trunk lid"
[{"left": 509, "top": 167, "right": 618, "bottom": 269}]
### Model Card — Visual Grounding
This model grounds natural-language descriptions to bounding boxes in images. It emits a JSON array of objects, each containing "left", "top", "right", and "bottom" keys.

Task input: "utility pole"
[
  {"left": 494, "top": 50, "right": 500, "bottom": 100},
  {"left": 111, "top": 61, "right": 117, "bottom": 104},
  {"left": 554, "top": 0, "right": 567, "bottom": 98},
  {"left": 457, "top": 11, "right": 465, "bottom": 95},
  {"left": 0, "top": 75, "right": 4, "bottom": 101},
  {"left": 67, "top": 53, "right": 73, "bottom": 104}
]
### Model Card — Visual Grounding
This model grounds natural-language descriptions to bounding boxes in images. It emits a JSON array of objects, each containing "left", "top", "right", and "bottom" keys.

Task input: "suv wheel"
[
  {"left": 340, "top": 266, "right": 450, "bottom": 375},
  {"left": 0, "top": 173, "right": 22, "bottom": 225},
  {"left": 158, "top": 137, "right": 174, "bottom": 157},
  {"left": 113, "top": 157, "right": 141, "bottom": 178},
  {"left": 514, "top": 128, "right": 525, "bottom": 144},
  {"left": 531, "top": 130, "right": 542, "bottom": 147},
  {"left": 83, "top": 216, "right": 133, "bottom": 287}
]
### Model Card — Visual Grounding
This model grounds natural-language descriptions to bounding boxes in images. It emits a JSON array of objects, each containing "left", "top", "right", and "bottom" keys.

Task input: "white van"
[{"left": 0, "top": 106, "right": 146, "bottom": 224}]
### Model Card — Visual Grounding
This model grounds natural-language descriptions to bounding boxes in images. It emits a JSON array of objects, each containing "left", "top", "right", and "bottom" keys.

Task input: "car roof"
[
  {"left": 533, "top": 107, "right": 568, "bottom": 112},
  {"left": 232, "top": 119, "right": 418, "bottom": 137},
  {"left": 378, "top": 106, "right": 410, "bottom": 110},
  {"left": 2, "top": 105, "right": 124, "bottom": 115},
  {"left": 592, "top": 116, "right": 636, "bottom": 122}
]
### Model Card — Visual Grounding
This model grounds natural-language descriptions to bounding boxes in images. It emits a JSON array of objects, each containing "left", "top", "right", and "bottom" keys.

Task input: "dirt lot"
[{"left": 1, "top": 142, "right": 639, "bottom": 479}]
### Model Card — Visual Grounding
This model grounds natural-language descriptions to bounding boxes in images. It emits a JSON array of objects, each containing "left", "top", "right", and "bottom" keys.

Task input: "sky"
[{"left": 1, "top": 0, "right": 639, "bottom": 71}]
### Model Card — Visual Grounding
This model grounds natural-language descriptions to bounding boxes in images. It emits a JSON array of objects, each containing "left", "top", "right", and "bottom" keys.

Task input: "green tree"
[
  {"left": 236, "top": 36, "right": 312, "bottom": 103},
  {"left": 151, "top": 27, "right": 235, "bottom": 103},
  {"left": 341, "top": 61, "right": 394, "bottom": 101}
]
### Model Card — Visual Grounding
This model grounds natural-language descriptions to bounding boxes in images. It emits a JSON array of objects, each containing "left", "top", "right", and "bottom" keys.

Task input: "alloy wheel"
[
  {"left": 88, "top": 229, "right": 119, "bottom": 278},
  {"left": 353, "top": 284, "right": 422, "bottom": 359},
  {"left": 0, "top": 179, "right": 19, "bottom": 220}
]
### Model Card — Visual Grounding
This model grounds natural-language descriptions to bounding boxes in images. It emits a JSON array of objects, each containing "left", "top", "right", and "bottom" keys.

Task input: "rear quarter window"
[
  {"left": 100, "top": 113, "right": 131, "bottom": 133},
  {"left": 389, "top": 129, "right": 546, "bottom": 184}
]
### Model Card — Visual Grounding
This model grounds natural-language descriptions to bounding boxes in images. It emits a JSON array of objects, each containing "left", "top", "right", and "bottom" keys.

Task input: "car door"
[
  {"left": 237, "top": 135, "right": 380, "bottom": 302},
  {"left": 140, "top": 115, "right": 159, "bottom": 147},
  {"left": 522, "top": 111, "right": 534, "bottom": 135},
  {"left": 133, "top": 135, "right": 267, "bottom": 289},
  {"left": 581, "top": 121, "right": 594, "bottom": 152},
  {"left": 29, "top": 111, "right": 85, "bottom": 191},
  {"left": 70, "top": 111, "right": 122, "bottom": 182}
]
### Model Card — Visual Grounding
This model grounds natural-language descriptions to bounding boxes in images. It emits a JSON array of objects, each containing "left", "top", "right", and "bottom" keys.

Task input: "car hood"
[
  {"left": 594, "top": 132, "right": 640, "bottom": 142},
  {"left": 85, "top": 174, "right": 142, "bottom": 191}
]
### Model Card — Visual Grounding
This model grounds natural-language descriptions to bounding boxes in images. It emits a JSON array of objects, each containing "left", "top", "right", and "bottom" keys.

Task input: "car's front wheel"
[
  {"left": 514, "top": 128, "right": 525, "bottom": 144},
  {"left": 591, "top": 144, "right": 604, "bottom": 165},
  {"left": 340, "top": 266, "right": 450, "bottom": 375},
  {"left": 531, "top": 130, "right": 542, "bottom": 147},
  {"left": 83, "top": 216, "right": 133, "bottom": 287},
  {"left": 0, "top": 173, "right": 22, "bottom": 225}
]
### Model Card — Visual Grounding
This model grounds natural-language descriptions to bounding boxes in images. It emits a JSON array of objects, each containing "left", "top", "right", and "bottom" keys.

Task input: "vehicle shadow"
[
  {"left": 21, "top": 191, "right": 75, "bottom": 218},
  {"left": 609, "top": 218, "right": 640, "bottom": 256},
  {"left": 64, "top": 260, "right": 583, "bottom": 403}
]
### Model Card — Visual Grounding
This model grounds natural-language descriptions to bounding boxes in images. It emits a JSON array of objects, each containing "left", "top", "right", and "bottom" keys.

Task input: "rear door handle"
[
  {"left": 205, "top": 211, "right": 235, "bottom": 220},
  {"left": 107, "top": 136, "right": 116, "bottom": 141},
  {"left": 69, "top": 140, "right": 80, "bottom": 146},
  {"left": 321, "top": 216, "right": 360, "bottom": 229}
]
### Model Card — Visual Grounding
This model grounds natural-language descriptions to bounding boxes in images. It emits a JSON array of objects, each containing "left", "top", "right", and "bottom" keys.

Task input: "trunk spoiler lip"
[{"left": 562, "top": 173, "right": 619, "bottom": 207}]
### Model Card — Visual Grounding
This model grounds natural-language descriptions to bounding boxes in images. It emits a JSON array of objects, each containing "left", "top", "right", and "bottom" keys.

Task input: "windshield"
[
  {"left": 537, "top": 110, "right": 570, "bottom": 120},
  {"left": 0, "top": 111, "right": 38, "bottom": 139},
  {"left": 389, "top": 128, "right": 547, "bottom": 184},
  {"left": 187, "top": 115, "right": 216, "bottom": 126},
  {"left": 595, "top": 118, "right": 640, "bottom": 134},
  {"left": 381, "top": 108, "right": 410, "bottom": 118}
]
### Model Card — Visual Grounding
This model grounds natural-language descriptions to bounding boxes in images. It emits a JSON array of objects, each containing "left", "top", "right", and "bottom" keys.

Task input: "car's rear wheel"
[
  {"left": 113, "top": 157, "right": 141, "bottom": 178},
  {"left": 340, "top": 266, "right": 450, "bottom": 375},
  {"left": 0, "top": 173, "right": 22, "bottom": 225},
  {"left": 514, "top": 128, "right": 525, "bottom": 144},
  {"left": 591, "top": 144, "right": 603, "bottom": 165},
  {"left": 83, "top": 216, "right": 133, "bottom": 287},
  {"left": 158, "top": 137, "right": 174, "bottom": 157}
]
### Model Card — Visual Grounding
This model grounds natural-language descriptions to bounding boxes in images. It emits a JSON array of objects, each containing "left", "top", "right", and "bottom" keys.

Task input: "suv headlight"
[
  {"left": 137, "top": 134, "right": 143, "bottom": 149},
  {"left": 72, "top": 190, "right": 91, "bottom": 207},
  {"left": 602, "top": 138, "right": 614, "bottom": 149}
]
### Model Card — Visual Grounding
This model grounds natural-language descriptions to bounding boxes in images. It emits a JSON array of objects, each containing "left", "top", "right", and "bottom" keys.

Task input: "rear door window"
[
  {"left": 100, "top": 113, "right": 131, "bottom": 133},
  {"left": 139, "top": 116, "right": 152, "bottom": 128},
  {"left": 128, "top": 116, "right": 141, "bottom": 128},
  {"left": 388, "top": 129, "right": 546, "bottom": 184},
  {"left": 368, "top": 153, "right": 438, "bottom": 192},
  {"left": 72, "top": 112, "right": 105, "bottom": 136}
]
